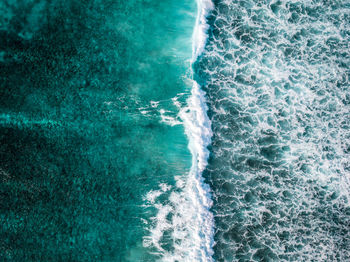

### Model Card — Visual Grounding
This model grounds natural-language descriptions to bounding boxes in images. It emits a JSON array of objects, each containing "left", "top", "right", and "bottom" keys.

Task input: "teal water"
[
  {"left": 196, "top": 0, "right": 350, "bottom": 261},
  {"left": 0, "top": 0, "right": 197, "bottom": 261},
  {"left": 3, "top": 0, "right": 349, "bottom": 261}
]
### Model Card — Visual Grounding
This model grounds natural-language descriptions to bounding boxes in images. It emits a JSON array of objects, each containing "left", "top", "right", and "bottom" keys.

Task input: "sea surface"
[
  {"left": 1, "top": 0, "right": 350, "bottom": 261},
  {"left": 0, "top": 0, "right": 201, "bottom": 261},
  {"left": 196, "top": 0, "right": 350, "bottom": 261}
]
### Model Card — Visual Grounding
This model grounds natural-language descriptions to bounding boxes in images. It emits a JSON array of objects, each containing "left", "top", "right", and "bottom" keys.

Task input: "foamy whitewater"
[
  {"left": 143, "top": 0, "right": 215, "bottom": 261},
  {"left": 144, "top": 0, "right": 350, "bottom": 261},
  {"left": 196, "top": 0, "right": 350, "bottom": 261}
]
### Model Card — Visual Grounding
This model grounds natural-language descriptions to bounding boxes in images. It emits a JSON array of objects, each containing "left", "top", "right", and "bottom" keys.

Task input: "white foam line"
[
  {"left": 191, "top": 0, "right": 214, "bottom": 63},
  {"left": 177, "top": 0, "right": 215, "bottom": 260},
  {"left": 143, "top": 1, "right": 215, "bottom": 260},
  {"left": 178, "top": 82, "right": 215, "bottom": 261}
]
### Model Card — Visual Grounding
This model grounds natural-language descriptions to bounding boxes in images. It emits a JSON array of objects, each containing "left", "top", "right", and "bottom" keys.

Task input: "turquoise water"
[
  {"left": 0, "top": 0, "right": 197, "bottom": 260},
  {"left": 196, "top": 0, "right": 350, "bottom": 261},
  {"left": 2, "top": 0, "right": 350, "bottom": 261}
]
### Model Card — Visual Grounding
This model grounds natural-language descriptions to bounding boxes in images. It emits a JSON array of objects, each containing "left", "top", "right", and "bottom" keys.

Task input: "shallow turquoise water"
[{"left": 0, "top": 0, "right": 196, "bottom": 260}]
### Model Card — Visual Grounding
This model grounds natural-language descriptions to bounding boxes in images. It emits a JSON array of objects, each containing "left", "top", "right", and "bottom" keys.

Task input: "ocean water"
[
  {"left": 0, "top": 0, "right": 209, "bottom": 261},
  {"left": 2, "top": 0, "right": 350, "bottom": 261},
  {"left": 195, "top": 0, "right": 350, "bottom": 261}
]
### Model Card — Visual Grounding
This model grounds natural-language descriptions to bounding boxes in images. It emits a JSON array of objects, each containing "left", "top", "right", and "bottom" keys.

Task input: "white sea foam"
[
  {"left": 194, "top": 1, "right": 350, "bottom": 260},
  {"left": 159, "top": 109, "right": 182, "bottom": 126},
  {"left": 192, "top": 0, "right": 214, "bottom": 63},
  {"left": 143, "top": 0, "right": 215, "bottom": 261}
]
